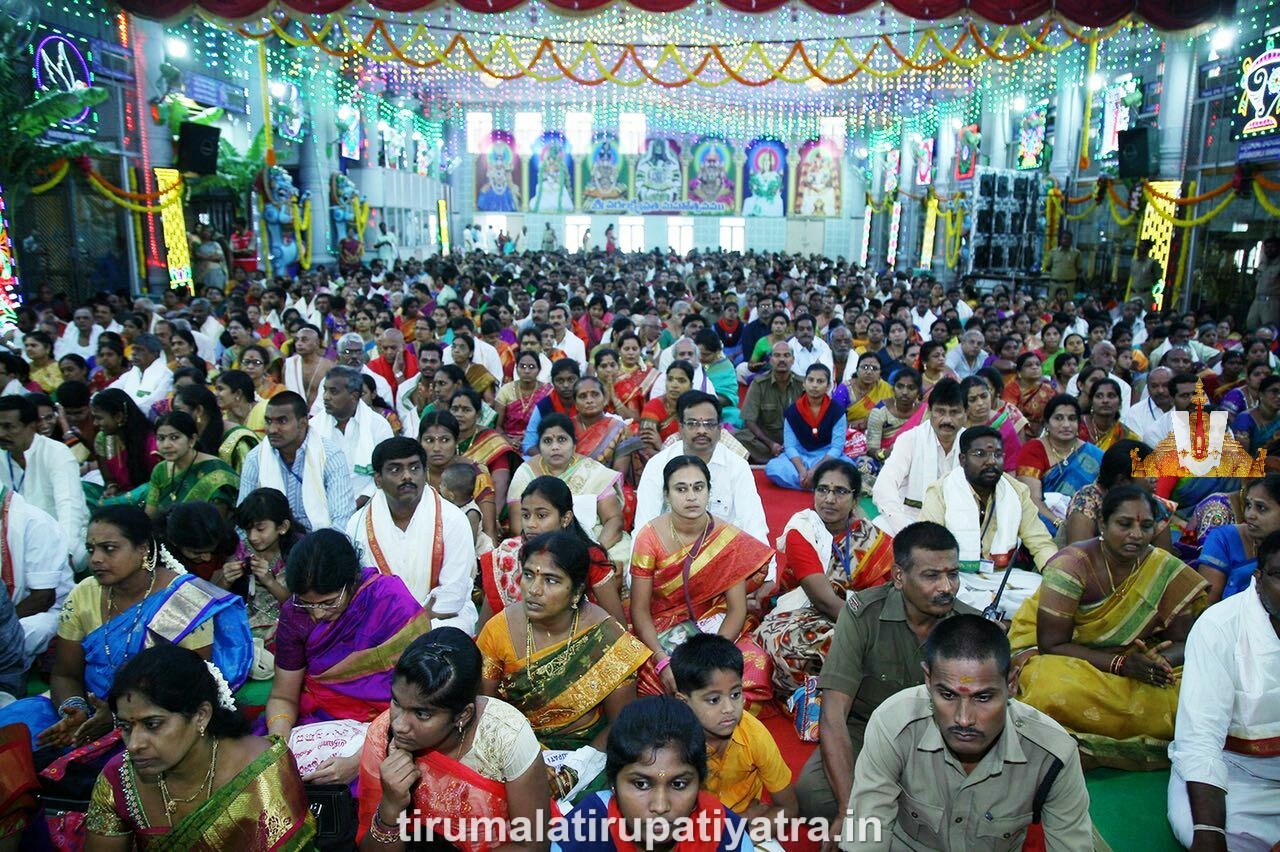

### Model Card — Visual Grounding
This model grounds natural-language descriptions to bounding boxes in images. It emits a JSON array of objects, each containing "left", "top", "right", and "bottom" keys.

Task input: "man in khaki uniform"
[
  {"left": 795, "top": 522, "right": 979, "bottom": 821},
  {"left": 739, "top": 342, "right": 804, "bottom": 464},
  {"left": 840, "top": 615, "right": 1093, "bottom": 852},
  {"left": 1045, "top": 231, "right": 1085, "bottom": 300}
]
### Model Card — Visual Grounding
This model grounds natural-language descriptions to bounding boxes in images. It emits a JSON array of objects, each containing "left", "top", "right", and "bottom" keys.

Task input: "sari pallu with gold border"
[
  {"left": 357, "top": 712, "right": 511, "bottom": 852},
  {"left": 461, "top": 427, "right": 521, "bottom": 475},
  {"left": 86, "top": 736, "right": 315, "bottom": 851},
  {"left": 613, "top": 366, "right": 654, "bottom": 415},
  {"left": 630, "top": 519, "right": 774, "bottom": 702},
  {"left": 495, "top": 616, "right": 649, "bottom": 750},
  {"left": 1008, "top": 545, "right": 1208, "bottom": 770}
]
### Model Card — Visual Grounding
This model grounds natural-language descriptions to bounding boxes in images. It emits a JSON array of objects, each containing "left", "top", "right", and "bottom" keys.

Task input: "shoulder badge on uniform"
[{"left": 846, "top": 593, "right": 862, "bottom": 614}]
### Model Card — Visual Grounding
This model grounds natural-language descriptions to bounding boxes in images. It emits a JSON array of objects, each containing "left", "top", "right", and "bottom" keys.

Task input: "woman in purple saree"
[{"left": 261, "top": 529, "right": 431, "bottom": 786}]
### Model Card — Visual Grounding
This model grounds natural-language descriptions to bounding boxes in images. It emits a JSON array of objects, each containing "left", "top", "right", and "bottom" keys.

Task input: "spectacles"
[
  {"left": 682, "top": 418, "right": 719, "bottom": 431},
  {"left": 241, "top": 358, "right": 264, "bottom": 366},
  {"left": 858, "top": 364, "right": 880, "bottom": 371},
  {"left": 966, "top": 449, "right": 1005, "bottom": 460},
  {"left": 291, "top": 589, "right": 347, "bottom": 612},
  {"left": 815, "top": 485, "right": 854, "bottom": 498}
]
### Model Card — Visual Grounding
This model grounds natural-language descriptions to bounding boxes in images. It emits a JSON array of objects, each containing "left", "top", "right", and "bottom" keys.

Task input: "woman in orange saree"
[
  {"left": 357, "top": 629, "right": 549, "bottom": 852},
  {"left": 628, "top": 455, "right": 774, "bottom": 706},
  {"left": 604, "top": 334, "right": 653, "bottom": 422}
]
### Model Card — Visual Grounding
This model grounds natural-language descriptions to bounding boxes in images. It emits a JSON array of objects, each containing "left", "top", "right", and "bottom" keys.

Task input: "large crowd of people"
[{"left": 0, "top": 241, "right": 1275, "bottom": 852}]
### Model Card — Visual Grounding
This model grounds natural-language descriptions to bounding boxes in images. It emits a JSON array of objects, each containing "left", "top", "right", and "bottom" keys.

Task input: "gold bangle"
[
  {"left": 369, "top": 812, "right": 402, "bottom": 844},
  {"left": 266, "top": 713, "right": 294, "bottom": 728}
]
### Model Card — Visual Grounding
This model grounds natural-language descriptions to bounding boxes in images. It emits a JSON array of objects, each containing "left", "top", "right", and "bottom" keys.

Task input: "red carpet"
[{"left": 754, "top": 469, "right": 816, "bottom": 546}]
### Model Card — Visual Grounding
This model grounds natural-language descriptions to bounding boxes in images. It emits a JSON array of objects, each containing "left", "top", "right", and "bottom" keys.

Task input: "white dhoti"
[{"left": 1168, "top": 756, "right": 1280, "bottom": 852}]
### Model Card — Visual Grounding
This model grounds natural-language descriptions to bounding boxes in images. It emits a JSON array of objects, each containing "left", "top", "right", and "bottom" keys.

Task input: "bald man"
[
  {"left": 367, "top": 328, "right": 417, "bottom": 398},
  {"left": 1123, "top": 366, "right": 1173, "bottom": 438},
  {"left": 739, "top": 342, "right": 804, "bottom": 464},
  {"left": 1065, "top": 341, "right": 1132, "bottom": 404}
]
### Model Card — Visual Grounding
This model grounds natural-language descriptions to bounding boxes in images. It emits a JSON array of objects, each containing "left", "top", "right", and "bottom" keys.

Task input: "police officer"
[
  {"left": 840, "top": 615, "right": 1093, "bottom": 852},
  {"left": 795, "top": 522, "right": 979, "bottom": 822}
]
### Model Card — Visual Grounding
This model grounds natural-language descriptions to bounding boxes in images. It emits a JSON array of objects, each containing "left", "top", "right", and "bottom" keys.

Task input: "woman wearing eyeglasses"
[
  {"left": 262, "top": 529, "right": 431, "bottom": 787},
  {"left": 237, "top": 344, "right": 284, "bottom": 436},
  {"left": 756, "top": 459, "right": 893, "bottom": 695}
]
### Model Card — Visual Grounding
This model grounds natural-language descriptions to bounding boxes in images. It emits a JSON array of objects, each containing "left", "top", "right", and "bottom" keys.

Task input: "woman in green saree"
[
  {"left": 174, "top": 382, "right": 259, "bottom": 474},
  {"left": 144, "top": 412, "right": 240, "bottom": 520},
  {"left": 86, "top": 644, "right": 314, "bottom": 851},
  {"left": 477, "top": 531, "right": 647, "bottom": 797}
]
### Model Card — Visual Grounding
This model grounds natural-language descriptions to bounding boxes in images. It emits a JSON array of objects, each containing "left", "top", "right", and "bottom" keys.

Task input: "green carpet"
[{"left": 1086, "top": 768, "right": 1180, "bottom": 851}]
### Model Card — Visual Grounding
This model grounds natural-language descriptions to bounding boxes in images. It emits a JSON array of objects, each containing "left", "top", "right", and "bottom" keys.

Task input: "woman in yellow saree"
[
  {"left": 86, "top": 645, "right": 314, "bottom": 851},
  {"left": 1009, "top": 485, "right": 1208, "bottom": 770},
  {"left": 478, "top": 531, "right": 648, "bottom": 797},
  {"left": 629, "top": 455, "right": 774, "bottom": 705}
]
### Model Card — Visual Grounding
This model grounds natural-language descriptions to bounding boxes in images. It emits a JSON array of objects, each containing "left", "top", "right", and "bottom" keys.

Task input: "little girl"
[{"left": 222, "top": 487, "right": 301, "bottom": 649}]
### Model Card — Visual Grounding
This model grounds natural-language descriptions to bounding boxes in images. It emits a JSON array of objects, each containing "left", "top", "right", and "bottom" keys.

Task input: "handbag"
[
  {"left": 305, "top": 783, "right": 358, "bottom": 851},
  {"left": 655, "top": 519, "right": 714, "bottom": 656},
  {"left": 1020, "top": 756, "right": 1063, "bottom": 852},
  {"left": 786, "top": 676, "right": 822, "bottom": 742}
]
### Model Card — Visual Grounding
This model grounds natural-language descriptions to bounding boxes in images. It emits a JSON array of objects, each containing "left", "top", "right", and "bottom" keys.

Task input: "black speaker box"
[
  {"left": 1117, "top": 128, "right": 1151, "bottom": 179},
  {"left": 176, "top": 122, "right": 221, "bottom": 175}
]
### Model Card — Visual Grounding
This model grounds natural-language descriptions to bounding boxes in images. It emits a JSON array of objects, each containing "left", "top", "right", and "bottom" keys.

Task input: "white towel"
[
  {"left": 905, "top": 422, "right": 962, "bottom": 506},
  {"left": 365, "top": 489, "right": 439, "bottom": 603},
  {"left": 283, "top": 355, "right": 305, "bottom": 397},
  {"left": 310, "top": 400, "right": 382, "bottom": 480},
  {"left": 773, "top": 509, "right": 832, "bottom": 611},
  {"left": 257, "top": 437, "right": 330, "bottom": 530},
  {"left": 940, "top": 467, "right": 1022, "bottom": 567}
]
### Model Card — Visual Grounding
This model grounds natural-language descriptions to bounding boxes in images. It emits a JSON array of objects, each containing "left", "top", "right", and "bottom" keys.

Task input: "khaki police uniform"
[
  {"left": 795, "top": 585, "right": 978, "bottom": 819},
  {"left": 1046, "top": 247, "right": 1085, "bottom": 299},
  {"left": 839, "top": 685, "right": 1095, "bottom": 852}
]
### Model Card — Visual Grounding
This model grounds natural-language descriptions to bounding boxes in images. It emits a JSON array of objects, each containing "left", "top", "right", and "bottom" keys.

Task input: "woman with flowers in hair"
[
  {"left": 0, "top": 505, "right": 252, "bottom": 752},
  {"left": 85, "top": 644, "right": 314, "bottom": 850}
]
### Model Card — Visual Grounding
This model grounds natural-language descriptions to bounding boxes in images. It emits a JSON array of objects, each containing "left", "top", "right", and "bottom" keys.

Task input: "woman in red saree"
[
  {"left": 1004, "top": 352, "right": 1057, "bottom": 437},
  {"left": 357, "top": 628, "right": 549, "bottom": 852},
  {"left": 639, "top": 360, "right": 693, "bottom": 455},
  {"left": 605, "top": 334, "right": 652, "bottom": 422},
  {"left": 452, "top": 387, "right": 521, "bottom": 523},
  {"left": 628, "top": 455, "right": 774, "bottom": 705},
  {"left": 495, "top": 349, "right": 551, "bottom": 447}
]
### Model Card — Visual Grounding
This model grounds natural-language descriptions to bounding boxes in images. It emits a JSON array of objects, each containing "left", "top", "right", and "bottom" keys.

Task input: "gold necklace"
[
  {"left": 157, "top": 738, "right": 218, "bottom": 825},
  {"left": 669, "top": 514, "right": 710, "bottom": 552},
  {"left": 103, "top": 568, "right": 158, "bottom": 667},
  {"left": 525, "top": 608, "right": 580, "bottom": 683}
]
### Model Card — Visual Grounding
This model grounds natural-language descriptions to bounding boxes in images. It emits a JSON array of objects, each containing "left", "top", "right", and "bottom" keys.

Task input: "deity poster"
[
  {"left": 474, "top": 130, "right": 522, "bottom": 213},
  {"left": 527, "top": 131, "right": 576, "bottom": 214},
  {"left": 686, "top": 137, "right": 736, "bottom": 214},
  {"left": 793, "top": 138, "right": 842, "bottom": 217},
  {"left": 632, "top": 137, "right": 683, "bottom": 212},
  {"left": 742, "top": 138, "right": 787, "bottom": 217},
  {"left": 580, "top": 134, "right": 631, "bottom": 213}
]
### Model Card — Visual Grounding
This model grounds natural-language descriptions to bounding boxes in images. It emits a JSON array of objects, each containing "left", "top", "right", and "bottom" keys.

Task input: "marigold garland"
[
  {"left": 32, "top": 160, "right": 70, "bottom": 195},
  {"left": 208, "top": 10, "right": 1129, "bottom": 89}
]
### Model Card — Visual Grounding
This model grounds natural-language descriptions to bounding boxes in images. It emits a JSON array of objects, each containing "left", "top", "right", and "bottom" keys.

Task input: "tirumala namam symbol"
[{"left": 1132, "top": 379, "right": 1266, "bottom": 479}]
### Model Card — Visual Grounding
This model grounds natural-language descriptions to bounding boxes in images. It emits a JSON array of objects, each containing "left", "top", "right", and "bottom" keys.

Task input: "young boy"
[
  {"left": 440, "top": 462, "right": 492, "bottom": 555},
  {"left": 672, "top": 634, "right": 798, "bottom": 838}
]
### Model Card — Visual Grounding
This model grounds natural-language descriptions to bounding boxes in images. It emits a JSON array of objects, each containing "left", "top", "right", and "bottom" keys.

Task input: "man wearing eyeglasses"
[
  {"left": 632, "top": 390, "right": 767, "bottom": 546},
  {"left": 336, "top": 332, "right": 394, "bottom": 407},
  {"left": 347, "top": 437, "right": 477, "bottom": 635},
  {"left": 919, "top": 426, "right": 1056, "bottom": 582},
  {"left": 1167, "top": 528, "right": 1280, "bottom": 851}
]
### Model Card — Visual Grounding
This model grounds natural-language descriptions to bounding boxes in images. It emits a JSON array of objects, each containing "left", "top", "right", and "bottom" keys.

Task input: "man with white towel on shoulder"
[
  {"left": 871, "top": 377, "right": 965, "bottom": 536},
  {"left": 310, "top": 367, "right": 394, "bottom": 505},
  {"left": 347, "top": 437, "right": 477, "bottom": 636}
]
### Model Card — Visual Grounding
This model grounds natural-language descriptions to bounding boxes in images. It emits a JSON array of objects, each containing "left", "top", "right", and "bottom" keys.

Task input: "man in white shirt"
[
  {"left": 312, "top": 367, "right": 394, "bottom": 502},
  {"left": 547, "top": 304, "right": 587, "bottom": 366},
  {"left": 336, "top": 333, "right": 394, "bottom": 405},
  {"left": 872, "top": 377, "right": 965, "bottom": 536},
  {"left": 1167, "top": 535, "right": 1280, "bottom": 851},
  {"left": 347, "top": 437, "right": 477, "bottom": 635},
  {"left": 0, "top": 396, "right": 88, "bottom": 567},
  {"left": 54, "top": 307, "right": 101, "bottom": 361},
  {"left": 1121, "top": 367, "right": 1172, "bottom": 439},
  {"left": 188, "top": 298, "right": 224, "bottom": 361},
  {"left": 108, "top": 334, "right": 173, "bottom": 417},
  {"left": 908, "top": 293, "right": 936, "bottom": 338},
  {"left": 944, "top": 330, "right": 987, "bottom": 380},
  {"left": 396, "top": 344, "right": 444, "bottom": 439},
  {"left": 1142, "top": 372, "right": 1202, "bottom": 447},
  {"left": 633, "top": 391, "right": 767, "bottom": 546},
  {"left": 648, "top": 337, "right": 709, "bottom": 400},
  {"left": 0, "top": 485, "right": 71, "bottom": 664},
  {"left": 788, "top": 314, "right": 833, "bottom": 379},
  {"left": 1064, "top": 341, "right": 1132, "bottom": 403}
]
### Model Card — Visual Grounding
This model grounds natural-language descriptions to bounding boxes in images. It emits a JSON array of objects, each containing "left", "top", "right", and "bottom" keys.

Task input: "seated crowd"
[{"left": 0, "top": 245, "right": 1275, "bottom": 852}]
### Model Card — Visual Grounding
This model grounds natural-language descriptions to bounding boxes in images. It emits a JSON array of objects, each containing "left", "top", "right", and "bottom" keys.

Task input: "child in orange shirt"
[{"left": 673, "top": 634, "right": 799, "bottom": 840}]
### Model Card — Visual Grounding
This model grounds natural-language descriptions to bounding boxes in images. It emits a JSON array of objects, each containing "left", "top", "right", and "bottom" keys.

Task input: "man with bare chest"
[{"left": 283, "top": 325, "right": 333, "bottom": 413}]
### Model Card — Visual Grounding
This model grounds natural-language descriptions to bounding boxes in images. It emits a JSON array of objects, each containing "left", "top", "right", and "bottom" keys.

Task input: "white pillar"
[
  {"left": 982, "top": 104, "right": 1011, "bottom": 170},
  {"left": 1050, "top": 63, "right": 1083, "bottom": 185},
  {"left": 1157, "top": 38, "right": 1196, "bottom": 179}
]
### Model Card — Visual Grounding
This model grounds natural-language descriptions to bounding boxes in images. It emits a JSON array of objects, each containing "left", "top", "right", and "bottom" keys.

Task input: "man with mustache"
[
  {"left": 840, "top": 614, "right": 1092, "bottom": 851},
  {"left": 795, "top": 522, "right": 979, "bottom": 825},
  {"left": 347, "top": 437, "right": 477, "bottom": 635},
  {"left": 871, "top": 377, "right": 966, "bottom": 536},
  {"left": 920, "top": 426, "right": 1056, "bottom": 582}
]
